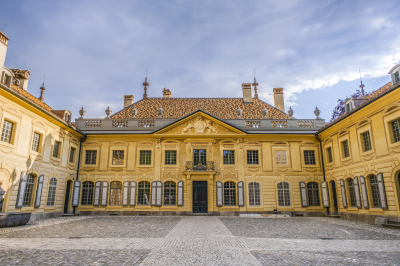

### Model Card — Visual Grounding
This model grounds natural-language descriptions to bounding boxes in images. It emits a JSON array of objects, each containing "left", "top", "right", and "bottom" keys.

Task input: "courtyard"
[{"left": 1, "top": 216, "right": 400, "bottom": 265}]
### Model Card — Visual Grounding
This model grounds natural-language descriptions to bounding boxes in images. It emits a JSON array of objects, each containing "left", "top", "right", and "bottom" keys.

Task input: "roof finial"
[
  {"left": 359, "top": 69, "right": 365, "bottom": 97},
  {"left": 39, "top": 73, "right": 46, "bottom": 102},
  {"left": 252, "top": 68, "right": 259, "bottom": 99},
  {"left": 143, "top": 71, "right": 149, "bottom": 99}
]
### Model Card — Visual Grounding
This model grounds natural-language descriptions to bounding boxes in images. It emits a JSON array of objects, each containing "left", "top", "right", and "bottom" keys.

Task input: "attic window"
[
  {"left": 395, "top": 71, "right": 400, "bottom": 85},
  {"left": 345, "top": 101, "right": 354, "bottom": 113},
  {"left": 64, "top": 113, "right": 71, "bottom": 123}
]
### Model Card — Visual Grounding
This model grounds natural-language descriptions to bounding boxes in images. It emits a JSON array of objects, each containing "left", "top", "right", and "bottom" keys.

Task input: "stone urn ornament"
[
  {"left": 79, "top": 107, "right": 86, "bottom": 118},
  {"left": 236, "top": 106, "right": 242, "bottom": 119},
  {"left": 314, "top": 107, "right": 321, "bottom": 119},
  {"left": 157, "top": 107, "right": 163, "bottom": 118},
  {"left": 105, "top": 106, "right": 112, "bottom": 118},
  {"left": 262, "top": 107, "right": 268, "bottom": 119},
  {"left": 288, "top": 107, "right": 294, "bottom": 118},
  {"left": 132, "top": 107, "right": 137, "bottom": 118}
]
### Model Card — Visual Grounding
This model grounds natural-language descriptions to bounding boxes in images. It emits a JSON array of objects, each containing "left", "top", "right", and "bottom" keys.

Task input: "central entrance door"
[
  {"left": 193, "top": 149, "right": 207, "bottom": 171},
  {"left": 193, "top": 181, "right": 208, "bottom": 213}
]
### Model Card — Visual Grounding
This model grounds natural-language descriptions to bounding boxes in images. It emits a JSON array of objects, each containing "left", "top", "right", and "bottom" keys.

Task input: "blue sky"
[{"left": 1, "top": 0, "right": 399, "bottom": 120}]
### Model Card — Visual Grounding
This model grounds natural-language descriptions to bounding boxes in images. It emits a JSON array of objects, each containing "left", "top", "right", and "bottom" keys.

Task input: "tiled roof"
[
  {"left": 317, "top": 81, "right": 397, "bottom": 133},
  {"left": 111, "top": 98, "right": 289, "bottom": 120},
  {"left": 9, "top": 83, "right": 53, "bottom": 112}
]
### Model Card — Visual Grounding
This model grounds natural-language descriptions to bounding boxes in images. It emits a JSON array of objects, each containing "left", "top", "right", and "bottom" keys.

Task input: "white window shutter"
[
  {"left": 340, "top": 179, "right": 347, "bottom": 208},
  {"left": 216, "top": 181, "right": 223, "bottom": 207},
  {"left": 93, "top": 181, "right": 101, "bottom": 206},
  {"left": 16, "top": 172, "right": 28, "bottom": 208},
  {"left": 299, "top": 181, "right": 308, "bottom": 207},
  {"left": 34, "top": 175, "right": 44, "bottom": 208},
  {"left": 129, "top": 181, "right": 136, "bottom": 206},
  {"left": 101, "top": 181, "right": 108, "bottom": 206},
  {"left": 237, "top": 181, "right": 245, "bottom": 207},
  {"left": 122, "top": 181, "right": 129, "bottom": 206},
  {"left": 151, "top": 181, "right": 157, "bottom": 206},
  {"left": 177, "top": 181, "right": 184, "bottom": 206},
  {"left": 359, "top": 176, "right": 369, "bottom": 209},
  {"left": 321, "top": 181, "right": 330, "bottom": 208},
  {"left": 353, "top": 177, "right": 362, "bottom": 209},
  {"left": 376, "top": 172, "right": 388, "bottom": 209},
  {"left": 155, "top": 181, "right": 162, "bottom": 206},
  {"left": 71, "top": 180, "right": 81, "bottom": 207}
]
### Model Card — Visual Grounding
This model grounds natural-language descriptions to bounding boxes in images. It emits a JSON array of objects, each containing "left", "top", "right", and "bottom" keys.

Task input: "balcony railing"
[{"left": 185, "top": 161, "right": 215, "bottom": 171}]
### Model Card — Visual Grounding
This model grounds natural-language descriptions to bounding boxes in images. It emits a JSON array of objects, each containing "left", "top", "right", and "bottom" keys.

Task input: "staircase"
[{"left": 382, "top": 220, "right": 400, "bottom": 230}]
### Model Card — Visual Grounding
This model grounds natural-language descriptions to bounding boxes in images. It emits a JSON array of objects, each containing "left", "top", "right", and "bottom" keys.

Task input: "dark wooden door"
[
  {"left": 331, "top": 181, "right": 338, "bottom": 214},
  {"left": 64, "top": 180, "right": 72, "bottom": 214},
  {"left": 193, "top": 181, "right": 207, "bottom": 213}
]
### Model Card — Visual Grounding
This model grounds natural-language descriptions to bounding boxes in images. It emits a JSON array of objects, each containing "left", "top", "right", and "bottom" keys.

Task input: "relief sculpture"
[{"left": 182, "top": 116, "right": 219, "bottom": 134}]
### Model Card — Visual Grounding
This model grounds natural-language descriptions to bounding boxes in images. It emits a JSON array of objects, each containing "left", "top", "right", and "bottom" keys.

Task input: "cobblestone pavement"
[{"left": 1, "top": 216, "right": 400, "bottom": 265}]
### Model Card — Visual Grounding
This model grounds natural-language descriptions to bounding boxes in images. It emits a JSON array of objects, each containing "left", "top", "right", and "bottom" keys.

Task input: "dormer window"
[
  {"left": 389, "top": 64, "right": 400, "bottom": 85},
  {"left": 344, "top": 99, "right": 354, "bottom": 113},
  {"left": 395, "top": 71, "right": 400, "bottom": 85},
  {"left": 64, "top": 111, "right": 72, "bottom": 123}
]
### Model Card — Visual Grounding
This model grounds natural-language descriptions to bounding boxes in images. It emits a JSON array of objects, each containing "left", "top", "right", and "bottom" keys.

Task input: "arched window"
[
  {"left": 224, "top": 182, "right": 236, "bottom": 206},
  {"left": 164, "top": 181, "right": 176, "bottom": 205},
  {"left": 23, "top": 174, "right": 35, "bottom": 207},
  {"left": 347, "top": 179, "right": 356, "bottom": 207},
  {"left": 109, "top": 181, "right": 122, "bottom": 206},
  {"left": 307, "top": 182, "right": 320, "bottom": 206},
  {"left": 46, "top": 177, "right": 57, "bottom": 207},
  {"left": 81, "top": 181, "right": 94, "bottom": 205},
  {"left": 248, "top": 182, "right": 260, "bottom": 206},
  {"left": 138, "top": 181, "right": 150, "bottom": 205},
  {"left": 277, "top": 182, "right": 290, "bottom": 206},
  {"left": 369, "top": 175, "right": 381, "bottom": 208}
]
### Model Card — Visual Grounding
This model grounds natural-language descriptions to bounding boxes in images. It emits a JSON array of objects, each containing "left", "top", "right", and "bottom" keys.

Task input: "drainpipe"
[
  {"left": 316, "top": 133, "right": 329, "bottom": 215},
  {"left": 73, "top": 135, "right": 86, "bottom": 214}
]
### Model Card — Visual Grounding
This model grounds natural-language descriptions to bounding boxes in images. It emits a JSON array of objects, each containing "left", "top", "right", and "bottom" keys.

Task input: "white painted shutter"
[
  {"left": 216, "top": 181, "right": 223, "bottom": 207},
  {"left": 156, "top": 181, "right": 162, "bottom": 206},
  {"left": 34, "top": 175, "right": 44, "bottom": 208},
  {"left": 129, "top": 181, "right": 137, "bottom": 206},
  {"left": 299, "top": 181, "right": 308, "bottom": 207},
  {"left": 376, "top": 172, "right": 388, "bottom": 209},
  {"left": 93, "top": 181, "right": 101, "bottom": 206},
  {"left": 71, "top": 180, "right": 81, "bottom": 207},
  {"left": 321, "top": 181, "right": 330, "bottom": 208},
  {"left": 177, "top": 181, "right": 184, "bottom": 206},
  {"left": 340, "top": 179, "right": 347, "bottom": 208},
  {"left": 16, "top": 172, "right": 28, "bottom": 208},
  {"left": 237, "top": 181, "right": 244, "bottom": 207},
  {"left": 151, "top": 181, "right": 157, "bottom": 206},
  {"left": 122, "top": 181, "right": 129, "bottom": 206},
  {"left": 353, "top": 177, "right": 362, "bottom": 209},
  {"left": 101, "top": 181, "right": 108, "bottom": 206},
  {"left": 359, "top": 176, "right": 369, "bottom": 209}
]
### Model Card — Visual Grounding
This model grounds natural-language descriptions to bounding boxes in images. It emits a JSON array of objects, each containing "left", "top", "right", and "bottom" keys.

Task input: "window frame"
[
  {"left": 347, "top": 178, "right": 357, "bottom": 208},
  {"left": 306, "top": 181, "right": 321, "bottom": 207},
  {"left": 326, "top": 147, "right": 333, "bottom": 164},
  {"left": 137, "top": 148, "right": 154, "bottom": 168},
  {"left": 222, "top": 150, "right": 235, "bottom": 165},
  {"left": 303, "top": 150, "right": 316, "bottom": 165},
  {"left": 31, "top": 132, "right": 42, "bottom": 153},
  {"left": 137, "top": 181, "right": 151, "bottom": 205},
  {"left": 112, "top": 150, "right": 125, "bottom": 165},
  {"left": 0, "top": 119, "right": 15, "bottom": 144},
  {"left": 368, "top": 174, "right": 382, "bottom": 208},
  {"left": 84, "top": 150, "right": 98, "bottom": 165},
  {"left": 246, "top": 150, "right": 259, "bottom": 165},
  {"left": 223, "top": 181, "right": 236, "bottom": 206},
  {"left": 361, "top": 131, "right": 372, "bottom": 152},
  {"left": 22, "top": 174, "right": 36, "bottom": 208},
  {"left": 248, "top": 181, "right": 261, "bottom": 206},
  {"left": 163, "top": 181, "right": 176, "bottom": 206},
  {"left": 109, "top": 181, "right": 122, "bottom": 206},
  {"left": 139, "top": 150, "right": 152, "bottom": 165},
  {"left": 80, "top": 181, "right": 94, "bottom": 206},
  {"left": 69, "top": 146, "right": 76, "bottom": 164},
  {"left": 46, "top": 177, "right": 57, "bottom": 208},
  {"left": 300, "top": 146, "right": 319, "bottom": 168},
  {"left": 164, "top": 150, "right": 177, "bottom": 165},
  {"left": 277, "top": 182, "right": 291, "bottom": 207},
  {"left": 52, "top": 140, "right": 62, "bottom": 159}
]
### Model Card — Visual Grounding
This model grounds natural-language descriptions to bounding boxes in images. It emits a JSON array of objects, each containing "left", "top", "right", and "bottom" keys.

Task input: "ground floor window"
[
  {"left": 347, "top": 179, "right": 357, "bottom": 207},
  {"left": 23, "top": 174, "right": 35, "bottom": 207},
  {"left": 109, "top": 181, "right": 122, "bottom": 205},
  {"left": 81, "top": 181, "right": 94, "bottom": 205},
  {"left": 224, "top": 182, "right": 236, "bottom": 206},
  {"left": 277, "top": 182, "right": 290, "bottom": 206},
  {"left": 307, "top": 182, "right": 320, "bottom": 206},
  {"left": 369, "top": 175, "right": 381, "bottom": 208},
  {"left": 46, "top": 177, "right": 57, "bottom": 207},
  {"left": 164, "top": 181, "right": 176, "bottom": 205},
  {"left": 138, "top": 181, "right": 150, "bottom": 205},
  {"left": 248, "top": 182, "right": 260, "bottom": 206}
]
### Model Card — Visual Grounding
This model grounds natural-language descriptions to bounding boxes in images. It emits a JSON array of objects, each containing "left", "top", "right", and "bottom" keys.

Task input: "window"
[
  {"left": 392, "top": 119, "right": 400, "bottom": 143},
  {"left": 275, "top": 151, "right": 287, "bottom": 165},
  {"left": 326, "top": 147, "right": 333, "bottom": 163},
  {"left": 85, "top": 150, "right": 97, "bottom": 165},
  {"left": 112, "top": 150, "right": 124, "bottom": 165},
  {"left": 307, "top": 182, "right": 320, "bottom": 206},
  {"left": 140, "top": 151, "right": 152, "bottom": 165},
  {"left": 224, "top": 182, "right": 236, "bottom": 206},
  {"left": 347, "top": 179, "right": 357, "bottom": 207},
  {"left": 395, "top": 71, "right": 400, "bottom": 84},
  {"left": 304, "top": 150, "right": 316, "bottom": 165},
  {"left": 32, "top": 132, "right": 41, "bottom": 152},
  {"left": 277, "top": 182, "right": 291, "bottom": 206},
  {"left": 69, "top": 147, "right": 76, "bottom": 163},
  {"left": 164, "top": 181, "right": 176, "bottom": 205},
  {"left": 53, "top": 141, "right": 61, "bottom": 158},
  {"left": 248, "top": 182, "right": 261, "bottom": 206},
  {"left": 46, "top": 177, "right": 57, "bottom": 207},
  {"left": 362, "top": 131, "right": 372, "bottom": 152},
  {"left": 247, "top": 150, "right": 259, "bottom": 165},
  {"left": 342, "top": 140, "right": 350, "bottom": 158},
  {"left": 1, "top": 120, "right": 13, "bottom": 143},
  {"left": 165, "top": 150, "right": 177, "bottom": 165},
  {"left": 370, "top": 175, "right": 381, "bottom": 208},
  {"left": 223, "top": 150, "right": 235, "bottom": 165},
  {"left": 109, "top": 181, "right": 122, "bottom": 205},
  {"left": 138, "top": 181, "right": 150, "bottom": 205},
  {"left": 81, "top": 181, "right": 94, "bottom": 205},
  {"left": 23, "top": 174, "right": 35, "bottom": 207}
]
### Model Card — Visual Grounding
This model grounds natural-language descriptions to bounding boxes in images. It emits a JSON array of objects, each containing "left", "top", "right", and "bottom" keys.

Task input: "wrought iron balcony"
[{"left": 185, "top": 161, "right": 216, "bottom": 171}]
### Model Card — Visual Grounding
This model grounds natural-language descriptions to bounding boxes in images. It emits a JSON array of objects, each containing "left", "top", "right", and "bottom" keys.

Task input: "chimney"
[
  {"left": 0, "top": 31, "right": 9, "bottom": 82},
  {"left": 242, "top": 83, "right": 252, "bottom": 103},
  {"left": 124, "top": 95, "right": 134, "bottom": 108},
  {"left": 162, "top": 88, "right": 171, "bottom": 98},
  {"left": 273, "top": 88, "right": 285, "bottom": 112}
]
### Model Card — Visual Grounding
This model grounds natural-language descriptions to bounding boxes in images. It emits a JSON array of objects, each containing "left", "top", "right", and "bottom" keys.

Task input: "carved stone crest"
[{"left": 182, "top": 116, "right": 218, "bottom": 134}]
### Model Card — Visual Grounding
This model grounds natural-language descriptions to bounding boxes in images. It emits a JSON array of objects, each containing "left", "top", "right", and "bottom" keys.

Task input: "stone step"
[
  {"left": 62, "top": 214, "right": 80, "bottom": 217},
  {"left": 187, "top": 213, "right": 214, "bottom": 216},
  {"left": 382, "top": 223, "right": 400, "bottom": 230},
  {"left": 325, "top": 215, "right": 341, "bottom": 218},
  {"left": 388, "top": 220, "right": 400, "bottom": 225}
]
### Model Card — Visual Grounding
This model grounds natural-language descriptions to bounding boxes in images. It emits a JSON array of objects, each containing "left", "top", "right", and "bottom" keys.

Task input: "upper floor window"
[
  {"left": 223, "top": 150, "right": 235, "bottom": 165},
  {"left": 53, "top": 141, "right": 61, "bottom": 158},
  {"left": 342, "top": 140, "right": 350, "bottom": 158},
  {"left": 1, "top": 120, "right": 13, "bottom": 143},
  {"left": 247, "top": 150, "right": 259, "bottom": 165},
  {"left": 277, "top": 182, "right": 290, "bottom": 207},
  {"left": 392, "top": 119, "right": 400, "bottom": 143},
  {"left": 307, "top": 182, "right": 320, "bottom": 206},
  {"left": 46, "top": 177, "right": 57, "bottom": 207},
  {"left": 165, "top": 150, "right": 177, "bottom": 165},
  {"left": 326, "top": 147, "right": 333, "bottom": 163},
  {"left": 248, "top": 182, "right": 261, "bottom": 206},
  {"left": 369, "top": 175, "right": 381, "bottom": 208},
  {"left": 85, "top": 150, "right": 97, "bottom": 165},
  {"left": 304, "top": 150, "right": 316, "bottom": 165},
  {"left": 69, "top": 147, "right": 76, "bottom": 163},
  {"left": 32, "top": 132, "right": 41, "bottom": 152},
  {"left": 347, "top": 178, "right": 357, "bottom": 207},
  {"left": 140, "top": 151, "right": 152, "bottom": 165},
  {"left": 112, "top": 150, "right": 124, "bottom": 165},
  {"left": 275, "top": 151, "right": 287, "bottom": 165},
  {"left": 362, "top": 131, "right": 372, "bottom": 152},
  {"left": 23, "top": 174, "right": 35, "bottom": 207}
]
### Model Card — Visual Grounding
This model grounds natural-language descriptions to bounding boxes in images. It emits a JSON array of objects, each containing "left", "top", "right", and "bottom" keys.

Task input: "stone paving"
[{"left": 1, "top": 216, "right": 400, "bottom": 265}]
